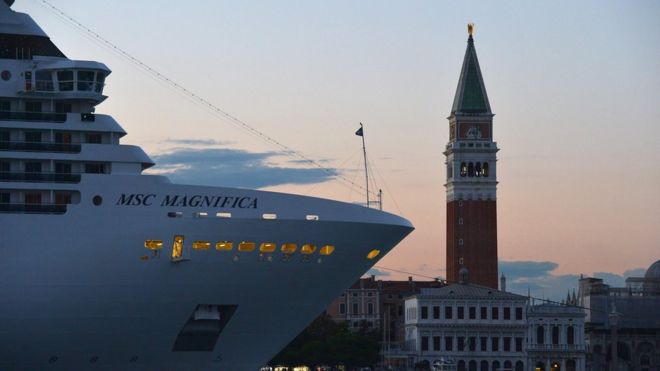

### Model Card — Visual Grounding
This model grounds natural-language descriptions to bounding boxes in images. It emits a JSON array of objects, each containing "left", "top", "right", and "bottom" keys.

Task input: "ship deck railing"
[
  {"left": 0, "top": 141, "right": 81, "bottom": 153},
  {"left": 0, "top": 172, "right": 81, "bottom": 183},
  {"left": 0, "top": 203, "right": 67, "bottom": 214}
]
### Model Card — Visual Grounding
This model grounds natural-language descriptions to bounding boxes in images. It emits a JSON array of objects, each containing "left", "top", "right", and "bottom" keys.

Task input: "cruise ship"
[{"left": 0, "top": 1, "right": 413, "bottom": 370}]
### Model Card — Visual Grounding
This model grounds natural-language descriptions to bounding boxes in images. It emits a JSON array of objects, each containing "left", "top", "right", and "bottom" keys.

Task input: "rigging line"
[
  {"left": 33, "top": 0, "right": 373, "bottom": 196},
  {"left": 366, "top": 152, "right": 405, "bottom": 216}
]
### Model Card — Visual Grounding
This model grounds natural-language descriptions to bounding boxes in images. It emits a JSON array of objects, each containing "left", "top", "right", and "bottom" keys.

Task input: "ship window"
[
  {"left": 259, "top": 242, "right": 276, "bottom": 253},
  {"left": 171, "top": 235, "right": 184, "bottom": 259},
  {"left": 55, "top": 102, "right": 72, "bottom": 113},
  {"left": 0, "top": 130, "right": 8, "bottom": 142},
  {"left": 367, "top": 249, "right": 380, "bottom": 260},
  {"left": 0, "top": 101, "right": 9, "bottom": 111},
  {"left": 77, "top": 70, "right": 95, "bottom": 91},
  {"left": 238, "top": 241, "right": 256, "bottom": 252},
  {"left": 25, "top": 161, "right": 42, "bottom": 173},
  {"left": 35, "top": 70, "right": 53, "bottom": 91},
  {"left": 193, "top": 212, "right": 208, "bottom": 218},
  {"left": 216, "top": 212, "right": 231, "bottom": 218},
  {"left": 192, "top": 241, "right": 211, "bottom": 250},
  {"left": 262, "top": 213, "right": 277, "bottom": 220},
  {"left": 25, "top": 101, "right": 42, "bottom": 113},
  {"left": 319, "top": 245, "right": 335, "bottom": 256},
  {"left": 460, "top": 162, "right": 467, "bottom": 177},
  {"left": 0, "top": 192, "right": 9, "bottom": 204},
  {"left": 54, "top": 192, "right": 72, "bottom": 205},
  {"left": 483, "top": 163, "right": 489, "bottom": 177},
  {"left": 306, "top": 214, "right": 319, "bottom": 221},
  {"left": 95, "top": 73, "right": 106, "bottom": 93},
  {"left": 86, "top": 133, "right": 102, "bottom": 144},
  {"left": 55, "top": 132, "right": 72, "bottom": 144},
  {"left": 301, "top": 244, "right": 317, "bottom": 255},
  {"left": 57, "top": 70, "right": 74, "bottom": 91},
  {"left": 0, "top": 161, "right": 9, "bottom": 172},
  {"left": 281, "top": 243, "right": 297, "bottom": 254},
  {"left": 84, "top": 163, "right": 104, "bottom": 174},
  {"left": 144, "top": 240, "right": 163, "bottom": 250},
  {"left": 25, "top": 131, "right": 41, "bottom": 143},
  {"left": 215, "top": 241, "right": 233, "bottom": 251}
]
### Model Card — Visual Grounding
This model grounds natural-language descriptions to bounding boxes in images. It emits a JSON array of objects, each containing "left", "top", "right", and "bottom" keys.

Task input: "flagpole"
[{"left": 360, "top": 123, "right": 369, "bottom": 207}]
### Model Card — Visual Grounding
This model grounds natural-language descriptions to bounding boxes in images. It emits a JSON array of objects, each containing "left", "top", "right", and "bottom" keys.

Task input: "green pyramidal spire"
[{"left": 451, "top": 30, "right": 492, "bottom": 115}]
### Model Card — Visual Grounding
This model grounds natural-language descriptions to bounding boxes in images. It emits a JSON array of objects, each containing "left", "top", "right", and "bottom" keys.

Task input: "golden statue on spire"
[{"left": 468, "top": 23, "right": 474, "bottom": 36}]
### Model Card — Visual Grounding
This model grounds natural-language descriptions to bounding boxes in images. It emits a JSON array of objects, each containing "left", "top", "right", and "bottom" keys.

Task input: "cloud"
[
  {"left": 500, "top": 260, "right": 646, "bottom": 303},
  {"left": 163, "top": 138, "right": 232, "bottom": 146},
  {"left": 149, "top": 147, "right": 338, "bottom": 188},
  {"left": 365, "top": 268, "right": 392, "bottom": 277}
]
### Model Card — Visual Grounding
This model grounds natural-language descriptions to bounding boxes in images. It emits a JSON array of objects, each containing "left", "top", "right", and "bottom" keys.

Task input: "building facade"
[
  {"left": 526, "top": 303, "right": 587, "bottom": 371},
  {"left": 444, "top": 25, "right": 499, "bottom": 288},
  {"left": 404, "top": 273, "right": 528, "bottom": 371},
  {"left": 578, "top": 260, "right": 660, "bottom": 371}
]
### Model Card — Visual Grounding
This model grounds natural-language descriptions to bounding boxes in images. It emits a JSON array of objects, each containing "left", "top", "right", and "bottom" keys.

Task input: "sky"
[{"left": 13, "top": 0, "right": 660, "bottom": 301}]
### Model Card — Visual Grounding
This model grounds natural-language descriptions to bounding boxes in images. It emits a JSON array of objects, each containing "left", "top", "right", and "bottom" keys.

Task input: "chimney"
[{"left": 500, "top": 273, "right": 506, "bottom": 292}]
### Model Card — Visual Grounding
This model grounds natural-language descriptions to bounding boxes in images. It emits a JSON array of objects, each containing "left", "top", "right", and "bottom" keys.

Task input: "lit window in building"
[
  {"left": 366, "top": 249, "right": 380, "bottom": 260},
  {"left": 460, "top": 162, "right": 467, "bottom": 177},
  {"left": 171, "top": 235, "right": 184, "bottom": 259},
  {"left": 301, "top": 244, "right": 316, "bottom": 255},
  {"left": 259, "top": 242, "right": 276, "bottom": 253},
  {"left": 144, "top": 240, "right": 163, "bottom": 250},
  {"left": 483, "top": 162, "right": 489, "bottom": 177},
  {"left": 475, "top": 162, "right": 482, "bottom": 177},
  {"left": 216, "top": 241, "right": 233, "bottom": 251},
  {"left": 319, "top": 245, "right": 335, "bottom": 256},
  {"left": 192, "top": 241, "right": 211, "bottom": 250},
  {"left": 281, "top": 243, "right": 297, "bottom": 254},
  {"left": 238, "top": 242, "right": 256, "bottom": 252}
]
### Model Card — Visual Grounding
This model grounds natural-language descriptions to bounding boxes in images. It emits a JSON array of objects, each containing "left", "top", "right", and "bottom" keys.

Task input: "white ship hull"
[{"left": 0, "top": 175, "right": 413, "bottom": 370}]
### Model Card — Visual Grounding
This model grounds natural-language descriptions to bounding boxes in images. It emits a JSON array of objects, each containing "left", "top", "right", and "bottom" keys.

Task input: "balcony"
[
  {"left": 0, "top": 141, "right": 81, "bottom": 153},
  {"left": 0, "top": 110, "right": 67, "bottom": 123},
  {"left": 0, "top": 172, "right": 81, "bottom": 183},
  {"left": 0, "top": 203, "right": 66, "bottom": 214},
  {"left": 527, "top": 344, "right": 586, "bottom": 352}
]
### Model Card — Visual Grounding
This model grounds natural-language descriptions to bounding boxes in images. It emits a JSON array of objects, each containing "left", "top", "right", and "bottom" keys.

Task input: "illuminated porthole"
[
  {"left": 281, "top": 243, "right": 297, "bottom": 254},
  {"left": 238, "top": 241, "right": 256, "bottom": 252},
  {"left": 301, "top": 244, "right": 317, "bottom": 255},
  {"left": 192, "top": 241, "right": 211, "bottom": 250},
  {"left": 260, "top": 242, "right": 276, "bottom": 253},
  {"left": 319, "top": 245, "right": 335, "bottom": 256},
  {"left": 171, "top": 235, "right": 184, "bottom": 260},
  {"left": 216, "top": 241, "right": 233, "bottom": 251},
  {"left": 366, "top": 249, "right": 380, "bottom": 260},
  {"left": 144, "top": 240, "right": 163, "bottom": 250}
]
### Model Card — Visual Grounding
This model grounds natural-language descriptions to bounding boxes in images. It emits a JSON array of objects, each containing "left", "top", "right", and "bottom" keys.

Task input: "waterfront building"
[
  {"left": 444, "top": 24, "right": 499, "bottom": 288},
  {"left": 404, "top": 270, "right": 528, "bottom": 370},
  {"left": 526, "top": 303, "right": 587, "bottom": 371},
  {"left": 578, "top": 260, "right": 660, "bottom": 371}
]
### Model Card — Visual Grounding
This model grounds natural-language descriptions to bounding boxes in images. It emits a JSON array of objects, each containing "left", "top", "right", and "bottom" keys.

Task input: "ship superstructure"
[{"left": 0, "top": 2, "right": 413, "bottom": 370}]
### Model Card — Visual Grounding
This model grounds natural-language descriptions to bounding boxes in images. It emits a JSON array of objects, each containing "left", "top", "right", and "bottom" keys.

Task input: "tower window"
[
  {"left": 475, "top": 162, "right": 482, "bottom": 177},
  {"left": 460, "top": 162, "right": 467, "bottom": 177},
  {"left": 458, "top": 238, "right": 464, "bottom": 246},
  {"left": 468, "top": 162, "right": 474, "bottom": 177},
  {"left": 483, "top": 162, "right": 489, "bottom": 177},
  {"left": 458, "top": 217, "right": 464, "bottom": 225},
  {"left": 447, "top": 164, "right": 453, "bottom": 179}
]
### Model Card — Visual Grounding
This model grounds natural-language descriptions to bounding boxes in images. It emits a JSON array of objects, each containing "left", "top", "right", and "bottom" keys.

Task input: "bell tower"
[{"left": 444, "top": 24, "right": 499, "bottom": 288}]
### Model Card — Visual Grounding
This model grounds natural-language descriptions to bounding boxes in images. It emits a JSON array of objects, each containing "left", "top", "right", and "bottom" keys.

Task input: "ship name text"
[{"left": 115, "top": 193, "right": 258, "bottom": 209}]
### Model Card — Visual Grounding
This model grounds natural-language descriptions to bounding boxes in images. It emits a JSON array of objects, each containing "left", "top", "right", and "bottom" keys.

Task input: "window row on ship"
[
  {"left": 1, "top": 99, "right": 97, "bottom": 120},
  {"left": 0, "top": 189, "right": 78, "bottom": 213},
  {"left": 0, "top": 128, "right": 115, "bottom": 150},
  {"left": 0, "top": 159, "right": 109, "bottom": 183}
]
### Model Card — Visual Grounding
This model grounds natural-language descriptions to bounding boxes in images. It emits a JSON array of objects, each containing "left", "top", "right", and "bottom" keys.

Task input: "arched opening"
[
  {"left": 550, "top": 361, "right": 560, "bottom": 371},
  {"left": 567, "top": 326, "right": 575, "bottom": 345},
  {"left": 481, "top": 361, "right": 489, "bottom": 371},
  {"left": 515, "top": 361, "right": 524, "bottom": 371},
  {"left": 468, "top": 162, "right": 474, "bottom": 177},
  {"left": 460, "top": 162, "right": 467, "bottom": 177},
  {"left": 469, "top": 360, "right": 477, "bottom": 371},
  {"left": 566, "top": 359, "right": 576, "bottom": 371},
  {"left": 537, "top": 325, "right": 545, "bottom": 344},
  {"left": 492, "top": 361, "right": 500, "bottom": 371},
  {"left": 458, "top": 360, "right": 466, "bottom": 371},
  {"left": 552, "top": 326, "right": 559, "bottom": 344},
  {"left": 535, "top": 362, "right": 545, "bottom": 371},
  {"left": 475, "top": 162, "right": 482, "bottom": 177},
  {"left": 483, "top": 162, "right": 489, "bottom": 177},
  {"left": 504, "top": 361, "right": 512, "bottom": 371}
]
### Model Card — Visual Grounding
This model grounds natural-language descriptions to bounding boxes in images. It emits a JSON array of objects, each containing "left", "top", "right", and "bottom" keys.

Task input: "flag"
[{"left": 355, "top": 125, "right": 363, "bottom": 137}]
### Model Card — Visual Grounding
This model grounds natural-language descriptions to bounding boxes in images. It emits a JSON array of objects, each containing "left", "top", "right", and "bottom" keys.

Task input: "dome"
[{"left": 645, "top": 260, "right": 660, "bottom": 280}]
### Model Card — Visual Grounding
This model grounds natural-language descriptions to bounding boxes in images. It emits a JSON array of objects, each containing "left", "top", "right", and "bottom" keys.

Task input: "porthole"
[
  {"left": 144, "top": 240, "right": 163, "bottom": 250},
  {"left": 1, "top": 70, "right": 10, "bottom": 81},
  {"left": 216, "top": 241, "right": 233, "bottom": 251},
  {"left": 301, "top": 244, "right": 317, "bottom": 255},
  {"left": 259, "top": 242, "right": 276, "bottom": 253},
  {"left": 281, "top": 243, "right": 297, "bottom": 254},
  {"left": 93, "top": 195, "right": 102, "bottom": 205},
  {"left": 192, "top": 241, "right": 211, "bottom": 250},
  {"left": 319, "top": 245, "right": 335, "bottom": 256},
  {"left": 238, "top": 241, "right": 256, "bottom": 252}
]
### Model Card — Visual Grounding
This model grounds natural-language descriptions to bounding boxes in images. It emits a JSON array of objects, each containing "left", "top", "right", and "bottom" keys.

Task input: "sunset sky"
[{"left": 15, "top": 0, "right": 660, "bottom": 300}]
